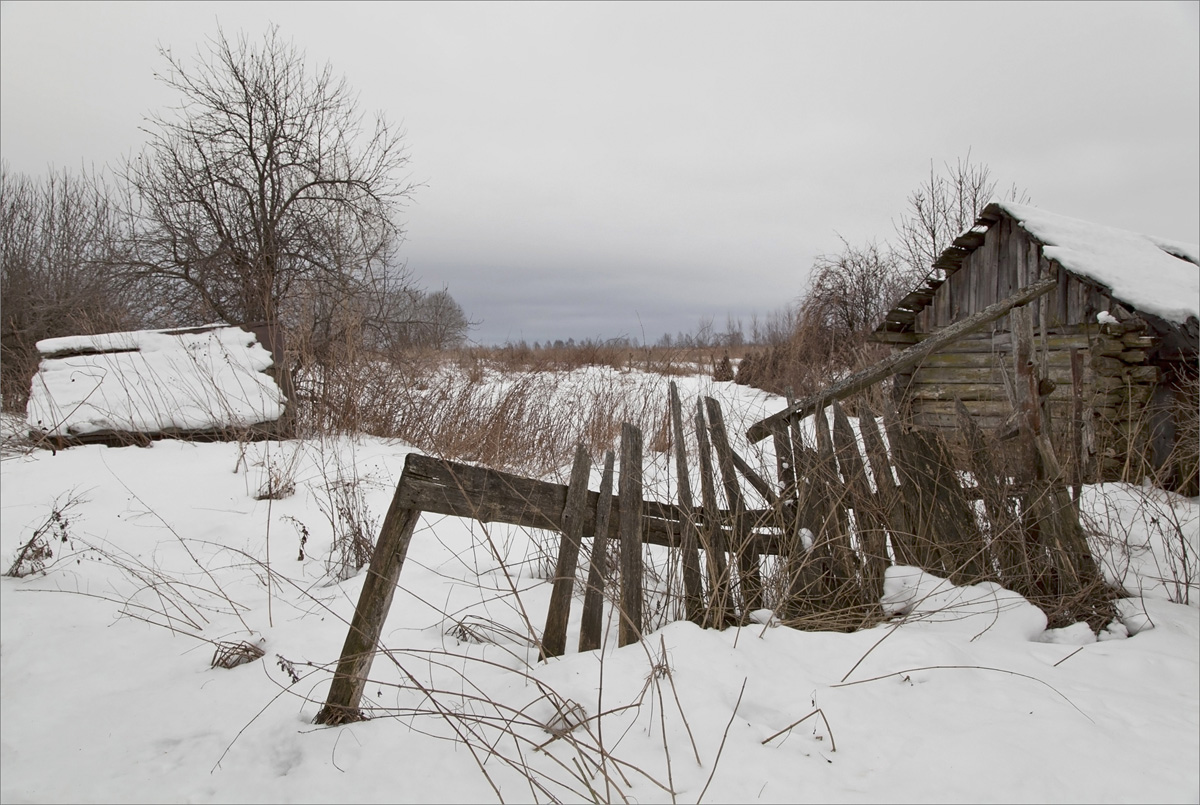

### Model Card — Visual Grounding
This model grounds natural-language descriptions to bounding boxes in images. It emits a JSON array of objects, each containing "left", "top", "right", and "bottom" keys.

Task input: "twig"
[
  {"left": 831, "top": 664, "right": 1094, "bottom": 723},
  {"left": 697, "top": 678, "right": 746, "bottom": 805}
]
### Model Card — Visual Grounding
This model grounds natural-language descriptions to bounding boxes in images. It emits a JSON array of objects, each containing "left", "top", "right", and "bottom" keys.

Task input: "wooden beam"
[
  {"left": 746, "top": 277, "right": 1058, "bottom": 443},
  {"left": 540, "top": 444, "right": 592, "bottom": 660}
]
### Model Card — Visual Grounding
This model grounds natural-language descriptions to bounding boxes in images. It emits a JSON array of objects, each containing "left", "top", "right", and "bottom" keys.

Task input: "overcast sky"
[{"left": 3, "top": 1, "right": 1197, "bottom": 345}]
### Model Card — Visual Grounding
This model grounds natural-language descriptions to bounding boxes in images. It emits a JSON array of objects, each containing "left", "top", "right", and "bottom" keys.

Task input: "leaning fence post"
[
  {"left": 669, "top": 382, "right": 706, "bottom": 624},
  {"left": 314, "top": 461, "right": 422, "bottom": 725},
  {"left": 695, "top": 398, "right": 730, "bottom": 628},
  {"left": 541, "top": 444, "right": 593, "bottom": 660},
  {"left": 578, "top": 450, "right": 615, "bottom": 653},
  {"left": 618, "top": 423, "right": 644, "bottom": 647},
  {"left": 831, "top": 401, "right": 887, "bottom": 604},
  {"left": 706, "top": 396, "right": 762, "bottom": 613}
]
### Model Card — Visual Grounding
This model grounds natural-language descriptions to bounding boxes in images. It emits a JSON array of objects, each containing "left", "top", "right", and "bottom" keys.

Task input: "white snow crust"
[
  {"left": 2, "top": 369, "right": 1197, "bottom": 804},
  {"left": 997, "top": 201, "right": 1200, "bottom": 324},
  {"left": 26, "top": 326, "right": 286, "bottom": 436}
]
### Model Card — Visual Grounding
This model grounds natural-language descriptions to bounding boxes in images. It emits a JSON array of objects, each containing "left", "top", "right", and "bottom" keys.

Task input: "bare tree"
[
  {"left": 122, "top": 26, "right": 415, "bottom": 332},
  {"left": 413, "top": 289, "right": 470, "bottom": 349},
  {"left": 893, "top": 151, "right": 998, "bottom": 278},
  {"left": 803, "top": 237, "right": 916, "bottom": 337},
  {"left": 1, "top": 165, "right": 134, "bottom": 409}
]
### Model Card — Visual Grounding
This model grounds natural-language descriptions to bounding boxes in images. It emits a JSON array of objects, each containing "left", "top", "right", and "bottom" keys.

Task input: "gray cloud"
[{"left": 3, "top": 1, "right": 1196, "bottom": 345}]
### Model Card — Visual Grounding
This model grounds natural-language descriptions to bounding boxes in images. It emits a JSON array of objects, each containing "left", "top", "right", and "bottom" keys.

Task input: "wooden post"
[
  {"left": 706, "top": 396, "right": 762, "bottom": 613},
  {"left": 781, "top": 409, "right": 823, "bottom": 616},
  {"left": 1070, "top": 348, "right": 1085, "bottom": 509},
  {"left": 856, "top": 404, "right": 916, "bottom": 567},
  {"left": 618, "top": 423, "right": 644, "bottom": 647},
  {"left": 540, "top": 444, "right": 593, "bottom": 660},
  {"left": 810, "top": 402, "right": 856, "bottom": 603},
  {"left": 954, "top": 399, "right": 1025, "bottom": 585},
  {"left": 830, "top": 402, "right": 887, "bottom": 604},
  {"left": 578, "top": 450, "right": 615, "bottom": 653},
  {"left": 695, "top": 399, "right": 730, "bottom": 628},
  {"left": 314, "top": 461, "right": 423, "bottom": 725},
  {"left": 769, "top": 416, "right": 801, "bottom": 604},
  {"left": 1014, "top": 301, "right": 1108, "bottom": 623},
  {"left": 669, "top": 382, "right": 706, "bottom": 624}
]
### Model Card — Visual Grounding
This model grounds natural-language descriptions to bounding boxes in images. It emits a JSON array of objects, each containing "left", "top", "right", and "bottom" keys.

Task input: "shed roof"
[
  {"left": 27, "top": 324, "right": 287, "bottom": 441},
  {"left": 875, "top": 202, "right": 1200, "bottom": 340}
]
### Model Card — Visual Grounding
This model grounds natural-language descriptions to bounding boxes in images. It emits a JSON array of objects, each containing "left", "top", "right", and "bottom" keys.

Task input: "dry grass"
[{"left": 292, "top": 351, "right": 689, "bottom": 476}]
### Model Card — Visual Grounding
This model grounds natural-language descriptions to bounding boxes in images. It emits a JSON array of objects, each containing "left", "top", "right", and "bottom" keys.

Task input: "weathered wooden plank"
[
  {"left": 618, "top": 424, "right": 644, "bottom": 647},
  {"left": 912, "top": 350, "right": 1034, "bottom": 367},
  {"left": 911, "top": 399, "right": 1016, "bottom": 418},
  {"left": 903, "top": 326, "right": 1100, "bottom": 349},
  {"left": 907, "top": 428, "right": 985, "bottom": 583},
  {"left": 857, "top": 404, "right": 917, "bottom": 566},
  {"left": 908, "top": 383, "right": 1013, "bottom": 402},
  {"left": 1093, "top": 373, "right": 1161, "bottom": 394},
  {"left": 1070, "top": 349, "right": 1086, "bottom": 506},
  {"left": 541, "top": 444, "right": 593, "bottom": 660},
  {"left": 872, "top": 331, "right": 921, "bottom": 345},
  {"left": 397, "top": 452, "right": 721, "bottom": 551},
  {"left": 909, "top": 377, "right": 1090, "bottom": 402},
  {"left": 831, "top": 402, "right": 887, "bottom": 604},
  {"left": 695, "top": 399, "right": 731, "bottom": 627},
  {"left": 782, "top": 417, "right": 819, "bottom": 598},
  {"left": 707, "top": 396, "right": 762, "bottom": 613},
  {"left": 578, "top": 450, "right": 615, "bottom": 653},
  {"left": 953, "top": 399, "right": 1024, "bottom": 582},
  {"left": 911, "top": 367, "right": 1008, "bottom": 384},
  {"left": 882, "top": 407, "right": 942, "bottom": 572},
  {"left": 885, "top": 309, "right": 918, "bottom": 325},
  {"left": 810, "top": 403, "right": 858, "bottom": 604},
  {"left": 315, "top": 479, "right": 422, "bottom": 724},
  {"left": 910, "top": 412, "right": 1010, "bottom": 431},
  {"left": 747, "top": 278, "right": 1059, "bottom": 443},
  {"left": 669, "top": 382, "right": 705, "bottom": 624}
]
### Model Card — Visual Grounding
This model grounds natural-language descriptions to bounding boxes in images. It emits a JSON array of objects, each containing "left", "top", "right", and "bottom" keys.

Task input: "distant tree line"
[{"left": 0, "top": 26, "right": 470, "bottom": 411}]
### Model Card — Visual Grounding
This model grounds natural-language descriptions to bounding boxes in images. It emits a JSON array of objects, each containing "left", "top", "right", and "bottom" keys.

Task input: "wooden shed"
[{"left": 872, "top": 201, "right": 1199, "bottom": 494}]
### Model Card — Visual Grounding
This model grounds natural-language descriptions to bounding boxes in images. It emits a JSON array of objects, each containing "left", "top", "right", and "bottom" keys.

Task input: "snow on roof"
[
  {"left": 996, "top": 201, "right": 1200, "bottom": 324},
  {"left": 27, "top": 325, "right": 287, "bottom": 438}
]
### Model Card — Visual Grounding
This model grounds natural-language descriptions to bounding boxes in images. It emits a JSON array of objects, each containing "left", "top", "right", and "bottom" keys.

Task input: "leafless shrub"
[
  {"left": 5, "top": 492, "right": 84, "bottom": 578},
  {"left": 211, "top": 640, "right": 265, "bottom": 669},
  {"left": 317, "top": 473, "right": 379, "bottom": 584}
]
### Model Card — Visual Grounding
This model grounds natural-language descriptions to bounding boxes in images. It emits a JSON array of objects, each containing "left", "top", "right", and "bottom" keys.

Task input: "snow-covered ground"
[{"left": 1, "top": 372, "right": 1197, "bottom": 804}]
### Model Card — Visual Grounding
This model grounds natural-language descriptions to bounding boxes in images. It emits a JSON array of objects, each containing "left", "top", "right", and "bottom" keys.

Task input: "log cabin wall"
[{"left": 898, "top": 215, "right": 1164, "bottom": 484}]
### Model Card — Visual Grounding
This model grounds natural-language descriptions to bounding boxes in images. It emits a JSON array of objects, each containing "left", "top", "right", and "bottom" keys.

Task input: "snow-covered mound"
[{"left": 27, "top": 325, "right": 286, "bottom": 438}]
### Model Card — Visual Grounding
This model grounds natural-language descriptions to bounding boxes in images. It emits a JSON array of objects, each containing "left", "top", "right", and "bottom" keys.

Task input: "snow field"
[{"left": 1, "top": 371, "right": 1197, "bottom": 803}]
